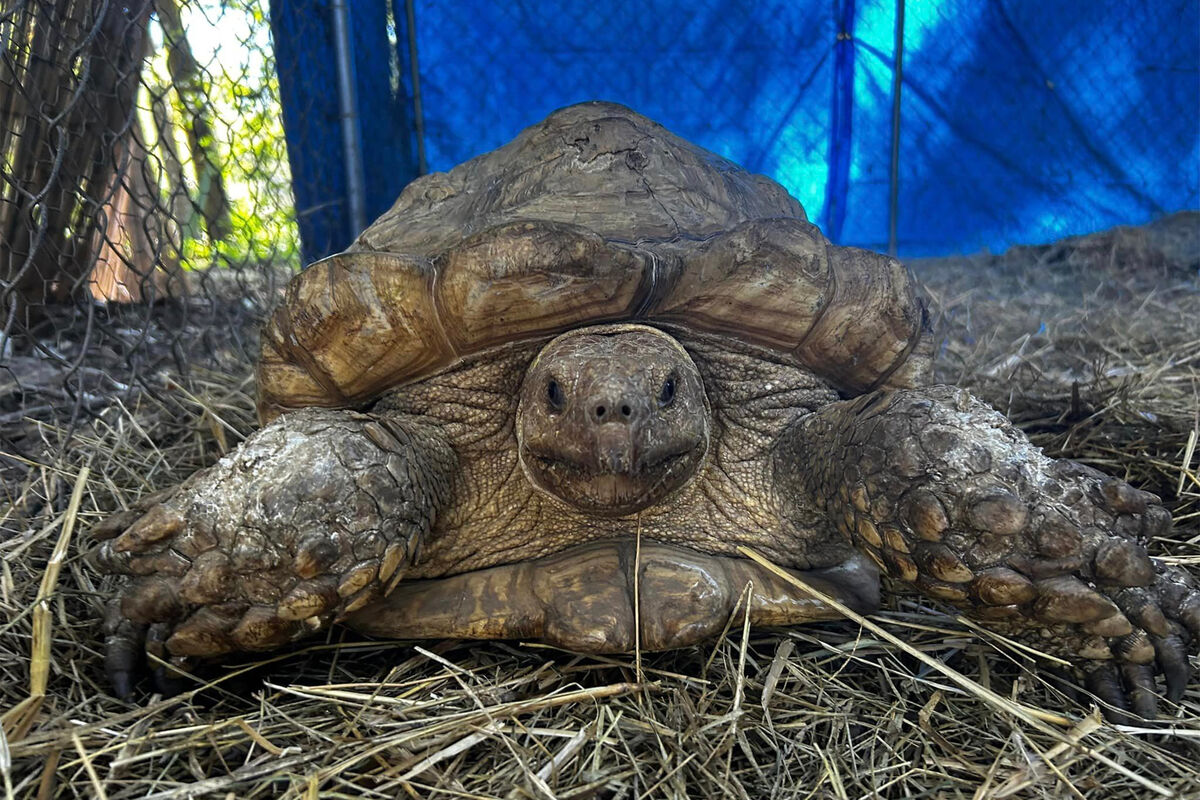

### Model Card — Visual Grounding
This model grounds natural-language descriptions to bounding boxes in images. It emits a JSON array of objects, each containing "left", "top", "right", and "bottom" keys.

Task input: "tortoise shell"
[{"left": 257, "top": 102, "right": 932, "bottom": 422}]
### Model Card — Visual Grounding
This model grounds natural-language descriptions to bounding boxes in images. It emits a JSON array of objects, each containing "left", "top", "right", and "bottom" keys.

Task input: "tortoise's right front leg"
[
  {"left": 778, "top": 386, "right": 1198, "bottom": 719},
  {"left": 91, "top": 407, "right": 455, "bottom": 696}
]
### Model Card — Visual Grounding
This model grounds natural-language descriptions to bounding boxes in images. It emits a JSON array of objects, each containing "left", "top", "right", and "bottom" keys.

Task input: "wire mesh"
[{"left": 1, "top": 0, "right": 296, "bottom": 494}]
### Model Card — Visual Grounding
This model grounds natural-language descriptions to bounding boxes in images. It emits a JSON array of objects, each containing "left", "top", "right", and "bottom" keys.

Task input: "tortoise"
[{"left": 93, "top": 102, "right": 1198, "bottom": 719}]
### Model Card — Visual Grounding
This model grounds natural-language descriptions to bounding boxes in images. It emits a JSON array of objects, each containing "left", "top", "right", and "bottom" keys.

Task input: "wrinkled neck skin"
[
  {"left": 374, "top": 324, "right": 850, "bottom": 577},
  {"left": 517, "top": 325, "right": 711, "bottom": 516}
]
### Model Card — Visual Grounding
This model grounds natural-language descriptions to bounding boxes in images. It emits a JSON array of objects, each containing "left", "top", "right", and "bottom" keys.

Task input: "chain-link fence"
[
  {"left": 1, "top": 0, "right": 296, "bottom": 492},
  {"left": 408, "top": 0, "right": 1198, "bottom": 255}
]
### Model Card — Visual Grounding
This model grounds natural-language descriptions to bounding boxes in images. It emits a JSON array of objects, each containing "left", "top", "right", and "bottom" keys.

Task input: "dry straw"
[{"left": 1, "top": 216, "right": 1197, "bottom": 797}]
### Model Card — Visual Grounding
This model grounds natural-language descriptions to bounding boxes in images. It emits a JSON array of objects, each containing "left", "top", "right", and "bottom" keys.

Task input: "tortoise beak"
[{"left": 593, "top": 426, "right": 637, "bottom": 474}]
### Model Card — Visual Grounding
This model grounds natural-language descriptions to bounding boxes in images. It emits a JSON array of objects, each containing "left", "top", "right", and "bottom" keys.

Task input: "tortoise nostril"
[{"left": 591, "top": 397, "right": 637, "bottom": 424}]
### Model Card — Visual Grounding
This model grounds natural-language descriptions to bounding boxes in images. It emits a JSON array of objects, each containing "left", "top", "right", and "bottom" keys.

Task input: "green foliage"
[{"left": 143, "top": 0, "right": 300, "bottom": 271}]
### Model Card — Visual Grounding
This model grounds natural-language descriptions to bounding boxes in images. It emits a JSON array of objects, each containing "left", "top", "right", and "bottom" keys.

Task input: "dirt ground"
[{"left": 1, "top": 214, "right": 1197, "bottom": 798}]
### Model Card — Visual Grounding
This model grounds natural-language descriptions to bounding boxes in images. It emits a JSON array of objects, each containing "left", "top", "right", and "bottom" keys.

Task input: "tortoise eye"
[
  {"left": 658, "top": 375, "right": 677, "bottom": 408},
  {"left": 547, "top": 379, "right": 566, "bottom": 412}
]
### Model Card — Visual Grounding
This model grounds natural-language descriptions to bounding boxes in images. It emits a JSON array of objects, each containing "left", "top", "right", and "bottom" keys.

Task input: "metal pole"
[
  {"left": 887, "top": 0, "right": 905, "bottom": 257},
  {"left": 331, "top": 0, "right": 367, "bottom": 235},
  {"left": 405, "top": 0, "right": 428, "bottom": 175}
]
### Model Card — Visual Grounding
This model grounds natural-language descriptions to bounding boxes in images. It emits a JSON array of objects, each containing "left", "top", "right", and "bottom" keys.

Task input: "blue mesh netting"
[{"left": 272, "top": 0, "right": 1199, "bottom": 261}]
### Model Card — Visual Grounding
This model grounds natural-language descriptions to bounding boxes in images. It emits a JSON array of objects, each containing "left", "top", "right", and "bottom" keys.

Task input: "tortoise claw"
[
  {"left": 1154, "top": 631, "right": 1190, "bottom": 702},
  {"left": 102, "top": 603, "right": 191, "bottom": 698},
  {"left": 1085, "top": 660, "right": 1167, "bottom": 723},
  {"left": 103, "top": 600, "right": 144, "bottom": 700},
  {"left": 146, "top": 623, "right": 191, "bottom": 696},
  {"left": 1085, "top": 664, "right": 1135, "bottom": 724},
  {"left": 1121, "top": 662, "right": 1160, "bottom": 721}
]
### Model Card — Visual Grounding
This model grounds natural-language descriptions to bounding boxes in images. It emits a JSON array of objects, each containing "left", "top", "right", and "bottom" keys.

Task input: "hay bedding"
[{"left": 1, "top": 215, "right": 1197, "bottom": 799}]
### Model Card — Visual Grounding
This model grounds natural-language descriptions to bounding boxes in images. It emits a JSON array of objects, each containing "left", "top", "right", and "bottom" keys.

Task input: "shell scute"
[
  {"left": 433, "top": 220, "right": 655, "bottom": 355},
  {"left": 793, "top": 247, "right": 931, "bottom": 394},
  {"left": 257, "top": 253, "right": 447, "bottom": 421},
  {"left": 649, "top": 218, "right": 830, "bottom": 353}
]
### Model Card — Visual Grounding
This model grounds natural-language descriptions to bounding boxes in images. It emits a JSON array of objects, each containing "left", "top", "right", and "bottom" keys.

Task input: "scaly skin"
[
  {"left": 92, "top": 408, "right": 455, "bottom": 696},
  {"left": 779, "top": 385, "right": 1200, "bottom": 719}
]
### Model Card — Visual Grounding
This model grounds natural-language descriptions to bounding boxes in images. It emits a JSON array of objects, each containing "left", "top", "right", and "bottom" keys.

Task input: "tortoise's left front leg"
[
  {"left": 777, "top": 385, "right": 1199, "bottom": 719},
  {"left": 90, "top": 408, "right": 455, "bottom": 696}
]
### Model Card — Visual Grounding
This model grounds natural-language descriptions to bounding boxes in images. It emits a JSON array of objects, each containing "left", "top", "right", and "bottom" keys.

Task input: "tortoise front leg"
[
  {"left": 91, "top": 407, "right": 455, "bottom": 696},
  {"left": 776, "top": 385, "right": 1199, "bottom": 719}
]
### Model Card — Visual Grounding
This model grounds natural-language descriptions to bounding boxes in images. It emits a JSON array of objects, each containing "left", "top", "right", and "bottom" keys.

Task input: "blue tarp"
[
  {"left": 270, "top": 0, "right": 420, "bottom": 263},
  {"left": 272, "top": 0, "right": 1199, "bottom": 262}
]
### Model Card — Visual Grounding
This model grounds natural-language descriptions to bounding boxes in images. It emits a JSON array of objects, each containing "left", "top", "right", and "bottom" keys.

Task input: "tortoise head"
[{"left": 517, "top": 324, "right": 710, "bottom": 516}]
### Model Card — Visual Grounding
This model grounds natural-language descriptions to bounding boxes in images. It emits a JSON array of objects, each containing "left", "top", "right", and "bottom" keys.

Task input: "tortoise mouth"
[
  {"left": 346, "top": 541, "right": 880, "bottom": 652},
  {"left": 531, "top": 446, "right": 693, "bottom": 475},
  {"left": 525, "top": 447, "right": 702, "bottom": 516}
]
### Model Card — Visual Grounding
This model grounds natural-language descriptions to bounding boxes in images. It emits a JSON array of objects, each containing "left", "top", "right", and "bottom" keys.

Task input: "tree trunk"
[
  {"left": 91, "top": 115, "right": 189, "bottom": 303},
  {"left": 149, "top": 78, "right": 196, "bottom": 241},
  {"left": 154, "top": 0, "right": 232, "bottom": 242},
  {"left": 0, "top": 0, "right": 152, "bottom": 315}
]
